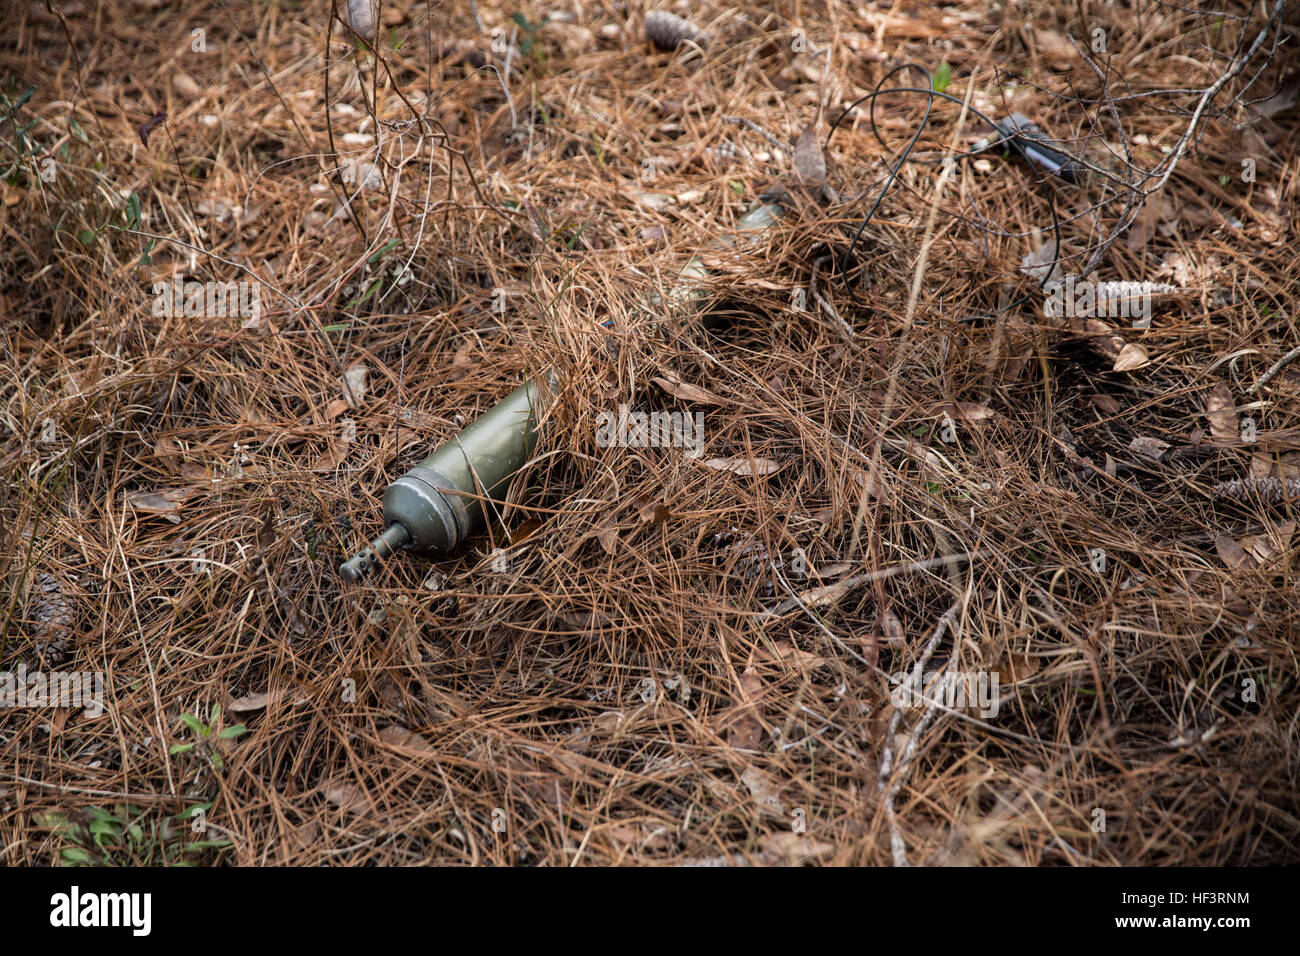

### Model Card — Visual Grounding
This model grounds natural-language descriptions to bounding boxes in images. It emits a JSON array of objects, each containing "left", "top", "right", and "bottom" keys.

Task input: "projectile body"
[
  {"left": 340, "top": 202, "right": 783, "bottom": 583},
  {"left": 339, "top": 378, "right": 546, "bottom": 582}
]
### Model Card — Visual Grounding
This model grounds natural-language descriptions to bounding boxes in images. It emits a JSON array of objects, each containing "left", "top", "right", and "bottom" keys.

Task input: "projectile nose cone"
[{"left": 339, "top": 523, "right": 411, "bottom": 584}]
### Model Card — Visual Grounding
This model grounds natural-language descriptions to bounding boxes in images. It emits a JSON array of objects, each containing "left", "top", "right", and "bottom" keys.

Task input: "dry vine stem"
[{"left": 1079, "top": 0, "right": 1289, "bottom": 276}]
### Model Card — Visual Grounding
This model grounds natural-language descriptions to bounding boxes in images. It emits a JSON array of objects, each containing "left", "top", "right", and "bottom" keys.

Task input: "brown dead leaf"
[
  {"left": 739, "top": 765, "right": 785, "bottom": 819},
  {"left": 757, "top": 640, "right": 825, "bottom": 669},
  {"left": 591, "top": 711, "right": 627, "bottom": 736},
  {"left": 228, "top": 685, "right": 312, "bottom": 713},
  {"left": 341, "top": 363, "right": 369, "bottom": 407},
  {"left": 703, "top": 456, "right": 782, "bottom": 477},
  {"left": 1092, "top": 393, "right": 1122, "bottom": 415},
  {"left": 634, "top": 191, "right": 673, "bottom": 210},
  {"left": 311, "top": 442, "right": 350, "bottom": 473},
  {"left": 558, "top": 608, "right": 610, "bottom": 631},
  {"left": 793, "top": 124, "right": 827, "bottom": 187},
  {"left": 652, "top": 371, "right": 726, "bottom": 405},
  {"left": 154, "top": 436, "right": 182, "bottom": 471},
  {"left": 126, "top": 486, "right": 197, "bottom": 519},
  {"left": 288, "top": 819, "right": 321, "bottom": 852},
  {"left": 256, "top": 509, "right": 275, "bottom": 549},
  {"left": 677, "top": 831, "right": 835, "bottom": 866},
  {"left": 1215, "top": 535, "right": 1256, "bottom": 570},
  {"left": 1034, "top": 28, "right": 1077, "bottom": 69},
  {"left": 1248, "top": 75, "right": 1300, "bottom": 119},
  {"left": 848, "top": 462, "right": 881, "bottom": 499},
  {"left": 1239, "top": 521, "right": 1295, "bottom": 566},
  {"left": 1082, "top": 319, "right": 1125, "bottom": 359},
  {"left": 451, "top": 340, "right": 476, "bottom": 367},
  {"left": 228, "top": 690, "right": 272, "bottom": 713},
  {"left": 1113, "top": 341, "right": 1150, "bottom": 372},
  {"left": 1020, "top": 238, "right": 1061, "bottom": 281},
  {"left": 636, "top": 500, "right": 671, "bottom": 524},
  {"left": 172, "top": 72, "right": 203, "bottom": 99},
  {"left": 608, "top": 823, "right": 673, "bottom": 851},
  {"left": 511, "top": 761, "right": 575, "bottom": 808},
  {"left": 879, "top": 608, "right": 905, "bottom": 645},
  {"left": 933, "top": 401, "right": 996, "bottom": 421},
  {"left": 1250, "top": 453, "right": 1275, "bottom": 479},
  {"left": 596, "top": 524, "right": 619, "bottom": 554},
  {"left": 1126, "top": 194, "right": 1177, "bottom": 252},
  {"left": 1129, "top": 436, "right": 1171, "bottom": 461},
  {"left": 996, "top": 652, "right": 1042, "bottom": 685},
  {"left": 774, "top": 576, "right": 856, "bottom": 613},
  {"left": 759, "top": 831, "right": 836, "bottom": 864},
  {"left": 725, "top": 668, "right": 765, "bottom": 751},
  {"left": 49, "top": 706, "right": 71, "bottom": 735},
  {"left": 323, "top": 778, "right": 369, "bottom": 815},
  {"left": 1277, "top": 453, "right": 1300, "bottom": 481},
  {"left": 1206, "top": 380, "right": 1238, "bottom": 442},
  {"left": 377, "top": 724, "right": 436, "bottom": 752},
  {"left": 997, "top": 310, "right": 1033, "bottom": 382},
  {"left": 180, "top": 462, "right": 211, "bottom": 482}
]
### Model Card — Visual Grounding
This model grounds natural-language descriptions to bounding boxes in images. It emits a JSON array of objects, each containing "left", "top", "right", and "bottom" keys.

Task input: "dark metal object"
[{"left": 992, "top": 112, "right": 1082, "bottom": 184}]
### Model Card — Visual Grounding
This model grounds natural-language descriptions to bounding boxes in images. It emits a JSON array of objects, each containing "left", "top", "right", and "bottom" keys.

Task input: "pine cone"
[
  {"left": 1212, "top": 476, "right": 1300, "bottom": 505},
  {"left": 27, "top": 572, "right": 74, "bottom": 665},
  {"left": 712, "top": 530, "right": 781, "bottom": 594},
  {"left": 645, "top": 10, "right": 708, "bottom": 51},
  {"left": 342, "top": 0, "right": 379, "bottom": 42}
]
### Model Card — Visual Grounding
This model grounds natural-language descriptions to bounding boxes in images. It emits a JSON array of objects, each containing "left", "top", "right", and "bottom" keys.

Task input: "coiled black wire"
[{"left": 825, "top": 62, "right": 1068, "bottom": 323}]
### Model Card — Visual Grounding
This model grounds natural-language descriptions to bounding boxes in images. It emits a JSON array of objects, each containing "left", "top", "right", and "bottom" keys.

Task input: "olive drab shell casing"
[
  {"left": 339, "top": 378, "right": 546, "bottom": 582},
  {"left": 385, "top": 377, "right": 546, "bottom": 553},
  {"left": 340, "top": 203, "right": 783, "bottom": 583}
]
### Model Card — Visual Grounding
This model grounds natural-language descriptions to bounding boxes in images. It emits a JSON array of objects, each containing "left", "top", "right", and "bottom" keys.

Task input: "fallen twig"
[{"left": 878, "top": 602, "right": 962, "bottom": 867}]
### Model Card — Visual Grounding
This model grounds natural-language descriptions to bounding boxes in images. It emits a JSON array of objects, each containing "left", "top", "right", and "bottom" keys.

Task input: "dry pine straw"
[{"left": 0, "top": 0, "right": 1297, "bottom": 866}]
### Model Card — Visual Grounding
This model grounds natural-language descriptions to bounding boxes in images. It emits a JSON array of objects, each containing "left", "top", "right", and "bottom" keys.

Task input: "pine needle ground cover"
[{"left": 1, "top": 0, "right": 1297, "bottom": 865}]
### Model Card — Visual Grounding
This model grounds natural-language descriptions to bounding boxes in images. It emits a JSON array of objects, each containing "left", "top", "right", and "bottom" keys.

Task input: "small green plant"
[
  {"left": 932, "top": 62, "right": 952, "bottom": 93},
  {"left": 512, "top": 11, "right": 550, "bottom": 61},
  {"left": 1, "top": 79, "right": 147, "bottom": 258},
  {"left": 170, "top": 704, "right": 247, "bottom": 770},
  {"left": 304, "top": 517, "right": 321, "bottom": 559},
  {"left": 38, "top": 803, "right": 231, "bottom": 866},
  {"left": 552, "top": 220, "right": 589, "bottom": 251},
  {"left": 1, "top": 81, "right": 40, "bottom": 187}
]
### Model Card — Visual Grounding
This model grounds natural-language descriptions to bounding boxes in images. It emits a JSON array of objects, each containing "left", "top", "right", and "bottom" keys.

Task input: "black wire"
[{"left": 824, "top": 64, "right": 1070, "bottom": 324}]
